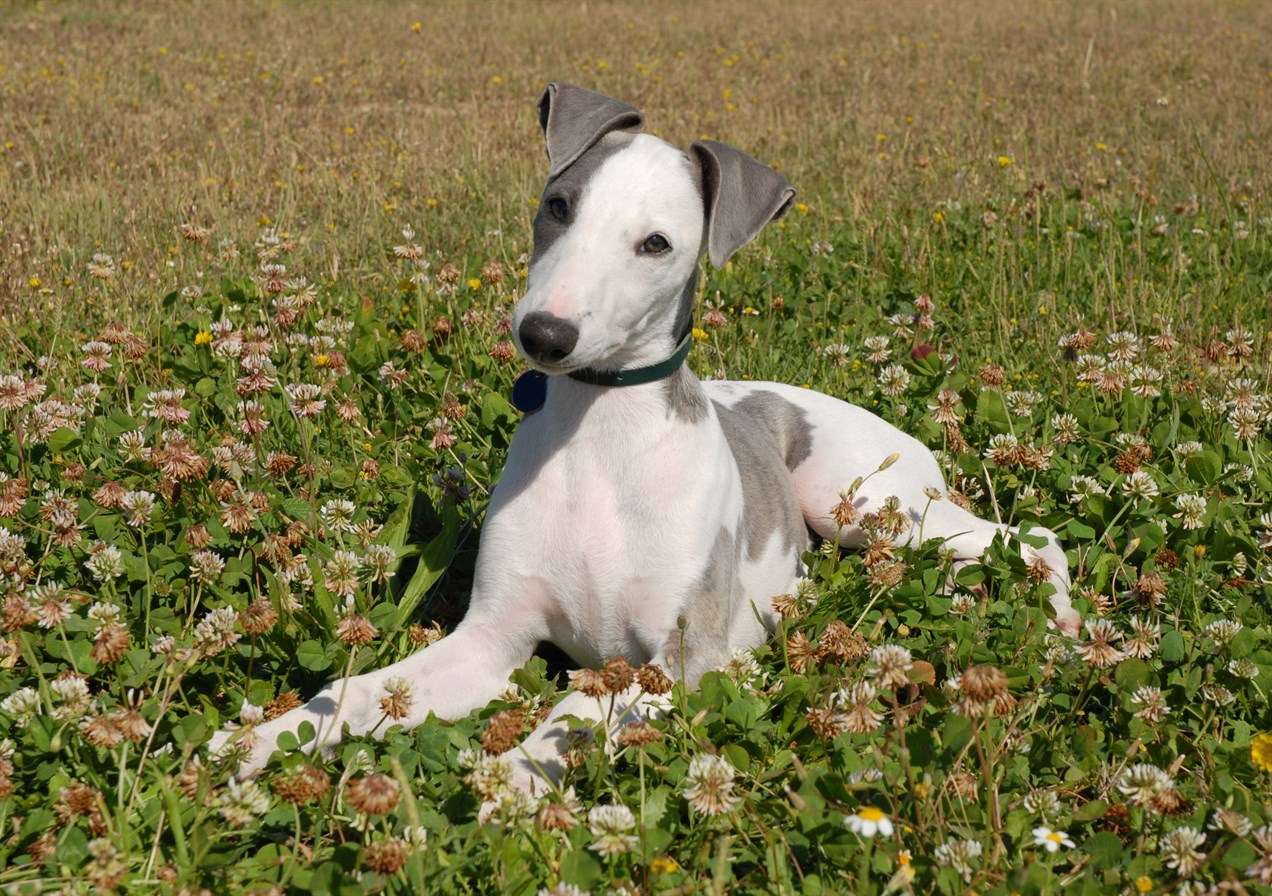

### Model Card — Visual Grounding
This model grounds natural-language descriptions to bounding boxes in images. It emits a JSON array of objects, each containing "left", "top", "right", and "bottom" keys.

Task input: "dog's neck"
[
  {"left": 567, "top": 332, "right": 693, "bottom": 388},
  {"left": 549, "top": 363, "right": 708, "bottom": 425}
]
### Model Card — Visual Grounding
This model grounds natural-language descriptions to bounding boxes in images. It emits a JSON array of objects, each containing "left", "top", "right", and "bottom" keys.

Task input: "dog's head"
[{"left": 513, "top": 83, "right": 795, "bottom": 376}]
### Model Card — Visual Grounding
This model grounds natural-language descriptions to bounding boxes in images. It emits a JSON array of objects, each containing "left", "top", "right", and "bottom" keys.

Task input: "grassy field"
[{"left": 0, "top": 1, "right": 1270, "bottom": 893}]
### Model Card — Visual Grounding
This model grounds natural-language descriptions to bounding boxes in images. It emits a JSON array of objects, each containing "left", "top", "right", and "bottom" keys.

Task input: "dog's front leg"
[{"left": 217, "top": 617, "right": 537, "bottom": 774}]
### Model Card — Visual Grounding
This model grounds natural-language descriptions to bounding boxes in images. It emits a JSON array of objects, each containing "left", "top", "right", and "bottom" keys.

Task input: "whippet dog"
[{"left": 218, "top": 84, "right": 1078, "bottom": 787}]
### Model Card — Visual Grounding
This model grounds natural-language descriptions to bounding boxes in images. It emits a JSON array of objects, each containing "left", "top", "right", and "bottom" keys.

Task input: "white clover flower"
[
  {"left": 192, "top": 606, "right": 241, "bottom": 657},
  {"left": 1204, "top": 619, "right": 1243, "bottom": 647},
  {"left": 863, "top": 335, "right": 891, "bottom": 364},
  {"left": 1, "top": 687, "right": 41, "bottom": 725},
  {"left": 935, "top": 838, "right": 983, "bottom": 882},
  {"left": 319, "top": 499, "right": 357, "bottom": 533},
  {"left": 285, "top": 382, "right": 326, "bottom": 417},
  {"left": 1131, "top": 686, "right": 1169, "bottom": 723},
  {"left": 363, "top": 544, "right": 397, "bottom": 584},
  {"left": 189, "top": 550, "right": 226, "bottom": 585},
  {"left": 86, "top": 544, "right": 125, "bottom": 582},
  {"left": 1208, "top": 809, "right": 1252, "bottom": 836},
  {"left": 1130, "top": 365, "right": 1163, "bottom": 397},
  {"left": 1227, "top": 658, "right": 1258, "bottom": 680},
  {"left": 1228, "top": 406, "right": 1263, "bottom": 441},
  {"left": 538, "top": 885, "right": 588, "bottom": 896},
  {"left": 1172, "top": 493, "right": 1206, "bottom": 530},
  {"left": 1118, "top": 763, "right": 1169, "bottom": 805},
  {"left": 218, "top": 777, "right": 271, "bottom": 827},
  {"left": 50, "top": 676, "right": 91, "bottom": 720},
  {"left": 1051, "top": 412, "right": 1080, "bottom": 443},
  {"left": 866, "top": 644, "right": 913, "bottom": 689},
  {"left": 587, "top": 804, "right": 637, "bottom": 857},
  {"left": 1068, "top": 475, "right": 1107, "bottom": 504},
  {"left": 486, "top": 787, "right": 537, "bottom": 828},
  {"left": 1023, "top": 789, "right": 1061, "bottom": 818},
  {"left": 718, "top": 648, "right": 764, "bottom": 689},
  {"left": 239, "top": 702, "right": 265, "bottom": 726},
  {"left": 1005, "top": 389, "right": 1043, "bottom": 416},
  {"left": 984, "top": 432, "right": 1020, "bottom": 464},
  {"left": 87, "top": 602, "right": 123, "bottom": 629},
  {"left": 1174, "top": 440, "right": 1204, "bottom": 458},
  {"left": 1076, "top": 353, "right": 1105, "bottom": 382},
  {"left": 0, "top": 526, "right": 25, "bottom": 557},
  {"left": 822, "top": 343, "right": 851, "bottom": 365},
  {"left": 1105, "top": 331, "right": 1140, "bottom": 362},
  {"left": 1121, "top": 471, "right": 1159, "bottom": 500},
  {"left": 323, "top": 549, "right": 361, "bottom": 598},
  {"left": 458, "top": 748, "right": 513, "bottom": 801},
  {"left": 683, "top": 753, "right": 739, "bottom": 816},
  {"left": 878, "top": 364, "right": 911, "bottom": 397},
  {"left": 1159, "top": 826, "right": 1206, "bottom": 877}
]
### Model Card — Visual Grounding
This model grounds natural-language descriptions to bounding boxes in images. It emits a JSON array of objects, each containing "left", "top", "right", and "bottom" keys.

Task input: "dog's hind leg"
[
  {"left": 753, "top": 383, "right": 1078, "bottom": 635},
  {"left": 901, "top": 497, "right": 1079, "bottom": 636}
]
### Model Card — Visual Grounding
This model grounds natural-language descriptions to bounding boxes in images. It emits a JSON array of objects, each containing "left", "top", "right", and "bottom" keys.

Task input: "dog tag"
[{"left": 511, "top": 370, "right": 548, "bottom": 414}]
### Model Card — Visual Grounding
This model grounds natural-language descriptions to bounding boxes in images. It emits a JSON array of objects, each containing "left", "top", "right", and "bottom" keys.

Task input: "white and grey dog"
[{"left": 220, "top": 83, "right": 1078, "bottom": 786}]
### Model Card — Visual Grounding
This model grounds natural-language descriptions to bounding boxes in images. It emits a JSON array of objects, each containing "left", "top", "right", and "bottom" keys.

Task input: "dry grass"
[{"left": 2, "top": 0, "right": 1270, "bottom": 362}]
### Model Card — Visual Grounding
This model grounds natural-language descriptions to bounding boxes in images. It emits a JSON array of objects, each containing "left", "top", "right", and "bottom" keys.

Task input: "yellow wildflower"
[
  {"left": 194, "top": 331, "right": 212, "bottom": 346},
  {"left": 1252, "top": 733, "right": 1272, "bottom": 773},
  {"left": 650, "top": 856, "right": 680, "bottom": 874}
]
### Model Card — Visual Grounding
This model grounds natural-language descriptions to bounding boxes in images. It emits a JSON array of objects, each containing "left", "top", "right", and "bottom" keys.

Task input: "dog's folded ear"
[
  {"left": 691, "top": 140, "right": 796, "bottom": 269},
  {"left": 538, "top": 83, "right": 645, "bottom": 180}
]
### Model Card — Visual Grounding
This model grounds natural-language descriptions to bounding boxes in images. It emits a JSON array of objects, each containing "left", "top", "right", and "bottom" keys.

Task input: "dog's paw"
[{"left": 207, "top": 727, "right": 269, "bottom": 777}]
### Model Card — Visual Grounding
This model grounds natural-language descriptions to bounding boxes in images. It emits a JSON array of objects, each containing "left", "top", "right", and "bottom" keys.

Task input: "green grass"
[{"left": 0, "top": 1, "right": 1270, "bottom": 893}]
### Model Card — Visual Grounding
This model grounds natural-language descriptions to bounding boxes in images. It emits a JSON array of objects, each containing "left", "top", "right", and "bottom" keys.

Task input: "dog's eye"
[
  {"left": 546, "top": 197, "right": 568, "bottom": 221},
  {"left": 640, "top": 233, "right": 671, "bottom": 255}
]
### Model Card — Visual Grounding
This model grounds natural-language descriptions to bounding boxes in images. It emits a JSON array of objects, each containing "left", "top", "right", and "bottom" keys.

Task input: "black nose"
[{"left": 518, "top": 312, "right": 579, "bottom": 364}]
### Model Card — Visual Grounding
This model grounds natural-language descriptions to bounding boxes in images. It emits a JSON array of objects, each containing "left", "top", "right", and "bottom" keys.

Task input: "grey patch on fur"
[
  {"left": 663, "top": 366, "right": 709, "bottom": 423},
  {"left": 713, "top": 397, "right": 809, "bottom": 563},
  {"left": 725, "top": 391, "right": 814, "bottom": 472},
  {"left": 531, "top": 132, "right": 637, "bottom": 263},
  {"left": 663, "top": 526, "right": 737, "bottom": 684}
]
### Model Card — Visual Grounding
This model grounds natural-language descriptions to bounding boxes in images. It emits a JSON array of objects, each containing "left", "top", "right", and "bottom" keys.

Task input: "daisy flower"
[
  {"left": 1032, "top": 826, "right": 1075, "bottom": 853},
  {"left": 844, "top": 806, "right": 893, "bottom": 838}
]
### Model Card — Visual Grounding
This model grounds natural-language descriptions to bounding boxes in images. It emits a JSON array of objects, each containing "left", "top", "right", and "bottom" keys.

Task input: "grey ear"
[
  {"left": 690, "top": 140, "right": 795, "bottom": 269},
  {"left": 537, "top": 83, "right": 644, "bottom": 179}
]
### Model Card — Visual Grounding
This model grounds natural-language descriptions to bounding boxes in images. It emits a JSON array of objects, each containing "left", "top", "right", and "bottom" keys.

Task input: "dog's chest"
[{"left": 485, "top": 398, "right": 743, "bottom": 664}]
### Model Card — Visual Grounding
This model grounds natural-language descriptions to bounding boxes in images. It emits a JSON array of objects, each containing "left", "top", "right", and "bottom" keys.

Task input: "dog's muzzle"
[{"left": 518, "top": 311, "right": 580, "bottom": 365}]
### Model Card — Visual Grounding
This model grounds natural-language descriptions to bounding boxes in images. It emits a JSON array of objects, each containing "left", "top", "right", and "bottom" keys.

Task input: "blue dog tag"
[{"left": 511, "top": 370, "right": 548, "bottom": 414}]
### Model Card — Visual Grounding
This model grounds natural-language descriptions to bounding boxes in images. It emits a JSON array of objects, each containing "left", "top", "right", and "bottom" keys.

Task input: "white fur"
[{"left": 215, "top": 122, "right": 1077, "bottom": 790}]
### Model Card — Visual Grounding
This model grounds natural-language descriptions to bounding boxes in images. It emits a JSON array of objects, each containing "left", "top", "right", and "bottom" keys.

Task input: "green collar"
[
  {"left": 511, "top": 335, "right": 694, "bottom": 414},
  {"left": 567, "top": 334, "right": 693, "bottom": 387}
]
